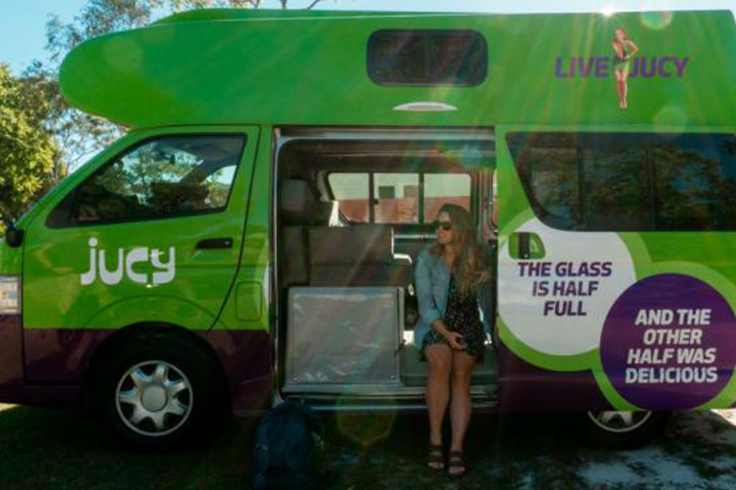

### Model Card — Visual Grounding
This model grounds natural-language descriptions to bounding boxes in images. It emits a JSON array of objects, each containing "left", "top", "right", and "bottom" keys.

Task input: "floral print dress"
[{"left": 421, "top": 274, "right": 485, "bottom": 363}]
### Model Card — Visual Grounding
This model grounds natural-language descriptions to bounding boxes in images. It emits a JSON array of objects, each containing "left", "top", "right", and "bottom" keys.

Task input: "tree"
[
  {"left": 3, "top": 0, "right": 335, "bottom": 235},
  {"left": 43, "top": 0, "right": 329, "bottom": 173},
  {"left": 0, "top": 64, "right": 57, "bottom": 234}
]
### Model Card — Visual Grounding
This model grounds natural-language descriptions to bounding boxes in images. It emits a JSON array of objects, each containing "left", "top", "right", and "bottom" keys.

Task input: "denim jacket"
[{"left": 414, "top": 246, "right": 495, "bottom": 346}]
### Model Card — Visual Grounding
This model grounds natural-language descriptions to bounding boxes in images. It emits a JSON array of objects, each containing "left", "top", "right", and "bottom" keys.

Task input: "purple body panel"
[
  {"left": 0, "top": 316, "right": 82, "bottom": 407},
  {"left": 0, "top": 384, "right": 82, "bottom": 408},
  {"left": 24, "top": 329, "right": 114, "bottom": 382},
  {"left": 204, "top": 329, "right": 272, "bottom": 413},
  {"left": 0, "top": 315, "right": 24, "bottom": 386},
  {"left": 10, "top": 325, "right": 272, "bottom": 412},
  {"left": 496, "top": 343, "right": 613, "bottom": 412},
  {"left": 9, "top": 318, "right": 719, "bottom": 412}
]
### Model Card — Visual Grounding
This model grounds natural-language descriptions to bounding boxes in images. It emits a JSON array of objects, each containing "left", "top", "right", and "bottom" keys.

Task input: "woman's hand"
[
  {"left": 626, "top": 40, "right": 639, "bottom": 58},
  {"left": 432, "top": 319, "right": 466, "bottom": 350},
  {"left": 444, "top": 331, "right": 467, "bottom": 351}
]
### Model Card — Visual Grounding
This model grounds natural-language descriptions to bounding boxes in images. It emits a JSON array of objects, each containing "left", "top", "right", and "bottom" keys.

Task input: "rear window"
[
  {"left": 368, "top": 30, "right": 488, "bottom": 87},
  {"left": 507, "top": 132, "right": 736, "bottom": 231}
]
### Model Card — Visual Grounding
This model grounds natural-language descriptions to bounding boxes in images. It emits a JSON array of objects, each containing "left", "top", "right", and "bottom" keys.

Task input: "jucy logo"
[
  {"left": 554, "top": 56, "right": 690, "bottom": 79},
  {"left": 553, "top": 27, "right": 690, "bottom": 110},
  {"left": 81, "top": 238, "right": 176, "bottom": 286}
]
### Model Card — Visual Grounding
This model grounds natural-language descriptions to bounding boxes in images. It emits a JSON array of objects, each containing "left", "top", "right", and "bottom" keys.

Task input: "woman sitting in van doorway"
[{"left": 415, "top": 203, "right": 493, "bottom": 477}]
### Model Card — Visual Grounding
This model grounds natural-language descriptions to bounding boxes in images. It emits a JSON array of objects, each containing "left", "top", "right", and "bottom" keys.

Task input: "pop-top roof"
[{"left": 59, "top": 9, "right": 736, "bottom": 129}]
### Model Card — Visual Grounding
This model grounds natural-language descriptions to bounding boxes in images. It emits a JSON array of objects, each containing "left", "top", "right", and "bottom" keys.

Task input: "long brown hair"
[
  {"left": 613, "top": 28, "right": 629, "bottom": 43},
  {"left": 429, "top": 204, "right": 489, "bottom": 295}
]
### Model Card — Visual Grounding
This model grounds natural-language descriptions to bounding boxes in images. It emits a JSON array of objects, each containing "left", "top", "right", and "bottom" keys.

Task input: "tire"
[
  {"left": 93, "top": 330, "right": 228, "bottom": 449},
  {"left": 582, "top": 410, "right": 671, "bottom": 449}
]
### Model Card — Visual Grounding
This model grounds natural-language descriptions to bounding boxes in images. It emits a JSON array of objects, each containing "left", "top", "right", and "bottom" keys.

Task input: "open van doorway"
[{"left": 272, "top": 128, "right": 497, "bottom": 410}]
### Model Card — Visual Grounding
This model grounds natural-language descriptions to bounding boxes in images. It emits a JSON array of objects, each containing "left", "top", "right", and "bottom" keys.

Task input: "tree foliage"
[
  {"left": 42, "top": 0, "right": 327, "bottom": 173},
  {"left": 0, "top": 0, "right": 329, "bottom": 235},
  {"left": 45, "top": 0, "right": 278, "bottom": 66},
  {"left": 0, "top": 64, "right": 57, "bottom": 232}
]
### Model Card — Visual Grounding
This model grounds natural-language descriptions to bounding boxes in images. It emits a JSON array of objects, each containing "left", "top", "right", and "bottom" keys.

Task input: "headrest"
[
  {"left": 281, "top": 179, "right": 319, "bottom": 225},
  {"left": 309, "top": 225, "right": 394, "bottom": 265}
]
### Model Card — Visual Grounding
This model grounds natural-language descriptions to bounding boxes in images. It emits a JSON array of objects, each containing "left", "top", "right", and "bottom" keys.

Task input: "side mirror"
[
  {"left": 3, "top": 219, "right": 25, "bottom": 248},
  {"left": 5, "top": 227, "right": 24, "bottom": 248}
]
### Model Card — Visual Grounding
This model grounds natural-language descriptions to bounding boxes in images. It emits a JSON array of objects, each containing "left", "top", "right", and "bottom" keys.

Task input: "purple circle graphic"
[{"left": 600, "top": 274, "right": 736, "bottom": 410}]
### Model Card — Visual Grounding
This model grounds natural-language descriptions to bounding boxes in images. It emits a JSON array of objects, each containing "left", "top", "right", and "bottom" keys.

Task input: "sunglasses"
[{"left": 434, "top": 220, "right": 453, "bottom": 231}]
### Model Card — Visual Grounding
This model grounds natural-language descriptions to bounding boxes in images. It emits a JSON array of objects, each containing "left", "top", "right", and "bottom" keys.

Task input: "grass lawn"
[{"left": 1, "top": 404, "right": 736, "bottom": 490}]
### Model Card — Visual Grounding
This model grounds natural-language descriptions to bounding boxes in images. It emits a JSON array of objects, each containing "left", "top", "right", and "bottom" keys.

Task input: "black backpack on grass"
[{"left": 251, "top": 401, "right": 326, "bottom": 490}]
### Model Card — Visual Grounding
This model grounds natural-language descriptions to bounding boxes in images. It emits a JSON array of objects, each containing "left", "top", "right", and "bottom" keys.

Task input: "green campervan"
[{"left": 2, "top": 8, "right": 736, "bottom": 447}]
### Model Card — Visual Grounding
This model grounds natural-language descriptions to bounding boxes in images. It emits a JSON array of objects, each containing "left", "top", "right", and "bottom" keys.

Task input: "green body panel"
[
  {"left": 0, "top": 240, "right": 22, "bottom": 276},
  {"left": 213, "top": 129, "right": 271, "bottom": 335},
  {"left": 59, "top": 10, "right": 736, "bottom": 129},
  {"left": 495, "top": 125, "right": 736, "bottom": 410},
  {"left": 508, "top": 232, "right": 546, "bottom": 260},
  {"left": 5, "top": 8, "right": 736, "bottom": 412},
  {"left": 22, "top": 126, "right": 261, "bottom": 331}
]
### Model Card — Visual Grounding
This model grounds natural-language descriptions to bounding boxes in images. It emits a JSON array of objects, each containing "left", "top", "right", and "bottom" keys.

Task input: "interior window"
[
  {"left": 328, "top": 173, "right": 369, "bottom": 222},
  {"left": 424, "top": 174, "right": 472, "bottom": 222},
  {"left": 63, "top": 135, "right": 245, "bottom": 226},
  {"left": 374, "top": 173, "right": 420, "bottom": 224},
  {"left": 329, "top": 171, "right": 472, "bottom": 225}
]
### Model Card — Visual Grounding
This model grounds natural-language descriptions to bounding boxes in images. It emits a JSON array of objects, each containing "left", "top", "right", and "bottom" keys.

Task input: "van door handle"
[
  {"left": 518, "top": 233, "right": 531, "bottom": 260},
  {"left": 196, "top": 238, "right": 233, "bottom": 249},
  {"left": 510, "top": 232, "right": 545, "bottom": 260}
]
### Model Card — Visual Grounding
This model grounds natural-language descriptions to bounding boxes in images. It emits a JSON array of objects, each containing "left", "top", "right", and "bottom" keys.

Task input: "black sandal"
[
  {"left": 427, "top": 444, "right": 444, "bottom": 470},
  {"left": 447, "top": 451, "right": 467, "bottom": 477}
]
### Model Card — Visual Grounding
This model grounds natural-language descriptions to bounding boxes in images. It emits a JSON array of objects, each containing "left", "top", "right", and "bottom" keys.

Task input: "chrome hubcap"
[
  {"left": 587, "top": 410, "right": 652, "bottom": 433},
  {"left": 116, "top": 361, "right": 193, "bottom": 437},
  {"left": 141, "top": 386, "right": 167, "bottom": 412}
]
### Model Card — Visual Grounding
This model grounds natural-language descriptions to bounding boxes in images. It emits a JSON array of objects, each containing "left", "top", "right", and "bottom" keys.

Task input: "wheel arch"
[{"left": 82, "top": 322, "right": 231, "bottom": 409}]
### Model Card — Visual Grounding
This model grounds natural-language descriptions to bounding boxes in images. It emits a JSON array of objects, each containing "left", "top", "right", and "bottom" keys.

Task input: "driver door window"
[{"left": 64, "top": 135, "right": 245, "bottom": 226}]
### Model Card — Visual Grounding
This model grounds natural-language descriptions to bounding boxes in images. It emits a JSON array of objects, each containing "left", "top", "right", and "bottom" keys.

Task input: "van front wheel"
[
  {"left": 583, "top": 410, "right": 670, "bottom": 449},
  {"left": 94, "top": 332, "right": 227, "bottom": 448}
]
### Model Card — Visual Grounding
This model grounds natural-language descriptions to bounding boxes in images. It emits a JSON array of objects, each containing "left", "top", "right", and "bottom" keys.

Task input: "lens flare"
[
  {"left": 337, "top": 406, "right": 397, "bottom": 447},
  {"left": 640, "top": 11, "right": 674, "bottom": 30},
  {"left": 652, "top": 105, "right": 687, "bottom": 133},
  {"left": 602, "top": 6, "right": 617, "bottom": 18}
]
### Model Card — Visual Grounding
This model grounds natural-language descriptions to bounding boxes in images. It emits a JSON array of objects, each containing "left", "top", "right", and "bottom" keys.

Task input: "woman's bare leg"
[
  {"left": 615, "top": 71, "right": 625, "bottom": 107},
  {"left": 425, "top": 344, "right": 453, "bottom": 447},
  {"left": 449, "top": 350, "right": 475, "bottom": 453}
]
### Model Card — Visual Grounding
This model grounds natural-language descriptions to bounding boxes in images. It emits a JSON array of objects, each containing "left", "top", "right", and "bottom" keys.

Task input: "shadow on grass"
[
  {"left": 0, "top": 405, "right": 259, "bottom": 490},
  {"left": 1, "top": 405, "right": 736, "bottom": 490},
  {"left": 323, "top": 411, "right": 593, "bottom": 490},
  {"left": 322, "top": 410, "right": 736, "bottom": 490}
]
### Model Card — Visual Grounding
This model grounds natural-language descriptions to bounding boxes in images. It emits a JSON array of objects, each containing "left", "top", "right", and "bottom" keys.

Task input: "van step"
[{"left": 282, "top": 384, "right": 498, "bottom": 409}]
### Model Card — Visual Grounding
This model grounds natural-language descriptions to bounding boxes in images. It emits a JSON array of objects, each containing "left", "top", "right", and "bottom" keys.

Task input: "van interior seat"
[
  {"left": 281, "top": 179, "right": 337, "bottom": 226},
  {"left": 280, "top": 179, "right": 338, "bottom": 286},
  {"left": 308, "top": 225, "right": 413, "bottom": 287}
]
